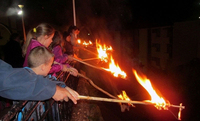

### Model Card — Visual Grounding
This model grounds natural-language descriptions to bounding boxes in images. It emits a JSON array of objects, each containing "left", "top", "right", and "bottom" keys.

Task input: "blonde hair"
[
  {"left": 28, "top": 46, "right": 54, "bottom": 68},
  {"left": 22, "top": 23, "right": 55, "bottom": 56}
]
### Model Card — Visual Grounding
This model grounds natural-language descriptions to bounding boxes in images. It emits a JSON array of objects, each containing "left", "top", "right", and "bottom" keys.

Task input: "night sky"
[{"left": 1, "top": 0, "right": 199, "bottom": 30}]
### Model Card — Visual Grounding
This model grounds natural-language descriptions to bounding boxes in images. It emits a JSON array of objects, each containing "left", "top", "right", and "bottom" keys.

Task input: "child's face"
[
  {"left": 43, "top": 34, "right": 54, "bottom": 47},
  {"left": 42, "top": 57, "right": 54, "bottom": 76}
]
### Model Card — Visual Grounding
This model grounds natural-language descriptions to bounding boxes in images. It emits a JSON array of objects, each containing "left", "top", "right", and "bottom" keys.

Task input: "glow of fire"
[
  {"left": 118, "top": 91, "right": 134, "bottom": 107},
  {"left": 77, "top": 39, "right": 81, "bottom": 44},
  {"left": 96, "top": 42, "right": 109, "bottom": 62},
  {"left": 104, "top": 56, "right": 127, "bottom": 78},
  {"left": 132, "top": 69, "right": 167, "bottom": 110},
  {"left": 118, "top": 91, "right": 130, "bottom": 101}
]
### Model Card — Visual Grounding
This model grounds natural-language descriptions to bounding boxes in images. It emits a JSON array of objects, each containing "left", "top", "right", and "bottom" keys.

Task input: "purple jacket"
[
  {"left": 23, "top": 39, "right": 44, "bottom": 67},
  {"left": 23, "top": 40, "right": 63, "bottom": 75},
  {"left": 49, "top": 45, "right": 70, "bottom": 76}
]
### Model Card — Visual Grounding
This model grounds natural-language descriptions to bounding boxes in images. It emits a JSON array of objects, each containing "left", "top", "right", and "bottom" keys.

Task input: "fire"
[
  {"left": 132, "top": 69, "right": 167, "bottom": 110},
  {"left": 83, "top": 40, "right": 93, "bottom": 47},
  {"left": 118, "top": 91, "right": 130, "bottom": 101},
  {"left": 77, "top": 39, "right": 81, "bottom": 44},
  {"left": 96, "top": 42, "right": 109, "bottom": 62},
  {"left": 77, "top": 39, "right": 93, "bottom": 47},
  {"left": 104, "top": 56, "right": 127, "bottom": 78}
]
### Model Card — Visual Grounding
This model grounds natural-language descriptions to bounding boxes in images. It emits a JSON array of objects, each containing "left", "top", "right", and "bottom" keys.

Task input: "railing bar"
[
  {"left": 0, "top": 101, "right": 28, "bottom": 121},
  {"left": 22, "top": 101, "right": 41, "bottom": 121}
]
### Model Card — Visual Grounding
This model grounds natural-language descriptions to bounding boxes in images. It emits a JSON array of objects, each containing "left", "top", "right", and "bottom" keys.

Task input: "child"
[
  {"left": 22, "top": 23, "right": 77, "bottom": 77},
  {"left": 22, "top": 23, "right": 55, "bottom": 67},
  {"left": 17, "top": 46, "right": 79, "bottom": 120},
  {"left": 63, "top": 31, "right": 74, "bottom": 55},
  {"left": 28, "top": 46, "right": 79, "bottom": 101},
  {"left": 0, "top": 58, "right": 79, "bottom": 102},
  {"left": 49, "top": 31, "right": 78, "bottom": 77}
]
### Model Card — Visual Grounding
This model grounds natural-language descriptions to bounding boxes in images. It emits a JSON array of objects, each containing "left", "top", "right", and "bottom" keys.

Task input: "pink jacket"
[
  {"left": 23, "top": 39, "right": 43, "bottom": 67},
  {"left": 23, "top": 40, "right": 63, "bottom": 76},
  {"left": 49, "top": 45, "right": 70, "bottom": 76}
]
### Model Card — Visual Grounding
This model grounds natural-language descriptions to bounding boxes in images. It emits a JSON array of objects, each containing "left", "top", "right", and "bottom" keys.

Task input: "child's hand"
[
  {"left": 68, "top": 67, "right": 78, "bottom": 76},
  {"left": 61, "top": 65, "right": 78, "bottom": 77},
  {"left": 67, "top": 55, "right": 74, "bottom": 61}
]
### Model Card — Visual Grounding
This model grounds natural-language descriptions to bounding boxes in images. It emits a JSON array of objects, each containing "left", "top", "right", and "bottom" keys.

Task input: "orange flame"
[
  {"left": 104, "top": 56, "right": 127, "bottom": 78},
  {"left": 118, "top": 91, "right": 130, "bottom": 101},
  {"left": 132, "top": 69, "right": 167, "bottom": 110},
  {"left": 96, "top": 41, "right": 109, "bottom": 62}
]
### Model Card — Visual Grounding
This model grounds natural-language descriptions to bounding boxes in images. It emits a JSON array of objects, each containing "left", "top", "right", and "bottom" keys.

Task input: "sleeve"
[
  {"left": 0, "top": 60, "right": 65, "bottom": 101},
  {"left": 53, "top": 46, "right": 68, "bottom": 63},
  {"left": 49, "top": 64, "right": 62, "bottom": 74}
]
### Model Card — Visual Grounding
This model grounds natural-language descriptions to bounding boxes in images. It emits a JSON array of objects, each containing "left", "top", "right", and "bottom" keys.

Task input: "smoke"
[
  {"left": 6, "top": 7, "right": 19, "bottom": 16},
  {"left": 0, "top": 0, "right": 21, "bottom": 16}
]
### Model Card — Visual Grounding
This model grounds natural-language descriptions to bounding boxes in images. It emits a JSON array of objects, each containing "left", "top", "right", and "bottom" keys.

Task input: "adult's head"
[
  {"left": 28, "top": 46, "right": 54, "bottom": 76},
  {"left": 23, "top": 23, "right": 55, "bottom": 56},
  {"left": 68, "top": 25, "right": 80, "bottom": 35}
]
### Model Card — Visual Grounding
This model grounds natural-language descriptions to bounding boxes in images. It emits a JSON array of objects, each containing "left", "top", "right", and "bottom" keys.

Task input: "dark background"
[{"left": 1, "top": 0, "right": 200, "bottom": 120}]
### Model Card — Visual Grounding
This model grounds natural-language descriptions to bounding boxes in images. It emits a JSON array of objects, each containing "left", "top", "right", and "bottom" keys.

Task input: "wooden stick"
[
  {"left": 82, "top": 58, "right": 99, "bottom": 62},
  {"left": 78, "top": 95, "right": 185, "bottom": 109},
  {"left": 77, "top": 73, "right": 117, "bottom": 99},
  {"left": 72, "top": 57, "right": 106, "bottom": 71}
]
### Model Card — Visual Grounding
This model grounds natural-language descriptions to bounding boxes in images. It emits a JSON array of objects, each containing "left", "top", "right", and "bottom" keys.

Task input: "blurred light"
[
  {"left": 199, "top": 16, "right": 200, "bottom": 19},
  {"left": 18, "top": 10, "right": 22, "bottom": 15},
  {"left": 88, "top": 33, "right": 90, "bottom": 35}
]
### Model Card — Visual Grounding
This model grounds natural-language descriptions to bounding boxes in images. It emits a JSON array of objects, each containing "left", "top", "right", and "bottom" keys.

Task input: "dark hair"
[
  {"left": 49, "top": 31, "right": 64, "bottom": 50},
  {"left": 63, "top": 31, "right": 70, "bottom": 40},
  {"left": 68, "top": 25, "right": 79, "bottom": 33},
  {"left": 28, "top": 46, "right": 54, "bottom": 68},
  {"left": 22, "top": 23, "right": 55, "bottom": 56}
]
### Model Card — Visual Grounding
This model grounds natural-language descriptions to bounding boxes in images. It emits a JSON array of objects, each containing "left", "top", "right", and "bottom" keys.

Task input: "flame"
[
  {"left": 132, "top": 69, "right": 167, "bottom": 109},
  {"left": 118, "top": 91, "right": 131, "bottom": 101},
  {"left": 77, "top": 39, "right": 81, "bottom": 44},
  {"left": 104, "top": 56, "right": 127, "bottom": 78},
  {"left": 96, "top": 41, "right": 109, "bottom": 62},
  {"left": 83, "top": 41, "right": 93, "bottom": 47}
]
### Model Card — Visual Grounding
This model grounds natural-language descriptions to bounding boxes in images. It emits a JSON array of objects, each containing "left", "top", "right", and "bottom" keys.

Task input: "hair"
[
  {"left": 22, "top": 23, "right": 55, "bottom": 56},
  {"left": 63, "top": 31, "right": 71, "bottom": 41},
  {"left": 49, "top": 30, "right": 64, "bottom": 51},
  {"left": 28, "top": 46, "right": 54, "bottom": 68},
  {"left": 67, "top": 25, "right": 79, "bottom": 34}
]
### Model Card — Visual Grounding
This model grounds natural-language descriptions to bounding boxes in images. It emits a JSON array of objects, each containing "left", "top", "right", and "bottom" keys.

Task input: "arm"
[{"left": 0, "top": 60, "right": 79, "bottom": 102}]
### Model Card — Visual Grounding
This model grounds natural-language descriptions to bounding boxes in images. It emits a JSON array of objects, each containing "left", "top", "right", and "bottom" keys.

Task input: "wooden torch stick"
[
  {"left": 78, "top": 95, "right": 185, "bottom": 109},
  {"left": 82, "top": 58, "right": 100, "bottom": 62},
  {"left": 72, "top": 57, "right": 106, "bottom": 71},
  {"left": 77, "top": 73, "right": 118, "bottom": 99}
]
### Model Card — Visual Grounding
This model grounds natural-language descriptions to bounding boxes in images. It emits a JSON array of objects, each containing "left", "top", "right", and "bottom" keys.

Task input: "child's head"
[
  {"left": 63, "top": 31, "right": 71, "bottom": 42},
  {"left": 49, "top": 31, "right": 64, "bottom": 50},
  {"left": 28, "top": 46, "right": 54, "bottom": 76},
  {"left": 23, "top": 23, "right": 55, "bottom": 56}
]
